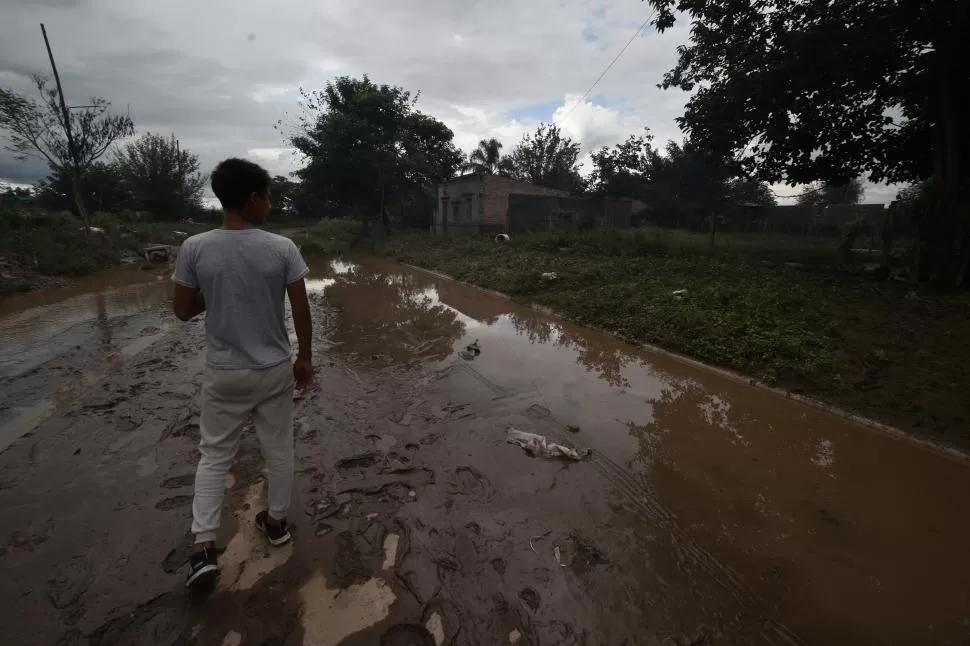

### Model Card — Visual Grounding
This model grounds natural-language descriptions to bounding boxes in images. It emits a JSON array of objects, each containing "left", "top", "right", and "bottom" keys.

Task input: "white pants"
[{"left": 192, "top": 361, "right": 294, "bottom": 544}]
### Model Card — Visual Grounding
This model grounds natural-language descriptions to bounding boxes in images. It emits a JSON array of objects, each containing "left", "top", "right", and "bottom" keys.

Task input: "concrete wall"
[
  {"left": 482, "top": 175, "right": 569, "bottom": 229},
  {"left": 506, "top": 194, "right": 633, "bottom": 233},
  {"left": 436, "top": 174, "right": 484, "bottom": 234}
]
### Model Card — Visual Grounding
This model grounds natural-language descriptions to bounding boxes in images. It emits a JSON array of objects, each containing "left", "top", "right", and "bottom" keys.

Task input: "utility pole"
[
  {"left": 40, "top": 23, "right": 90, "bottom": 226},
  {"left": 175, "top": 136, "right": 184, "bottom": 221}
]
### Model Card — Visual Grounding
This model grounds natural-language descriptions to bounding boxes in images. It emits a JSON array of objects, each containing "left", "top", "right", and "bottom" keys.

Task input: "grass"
[
  {"left": 0, "top": 206, "right": 208, "bottom": 295},
  {"left": 378, "top": 229, "right": 970, "bottom": 451}
]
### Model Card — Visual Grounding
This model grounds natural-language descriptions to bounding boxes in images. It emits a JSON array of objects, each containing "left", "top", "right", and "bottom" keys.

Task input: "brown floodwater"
[
  {"left": 2, "top": 255, "right": 968, "bottom": 644},
  {"left": 0, "top": 268, "right": 173, "bottom": 451},
  {"left": 309, "top": 256, "right": 970, "bottom": 645}
]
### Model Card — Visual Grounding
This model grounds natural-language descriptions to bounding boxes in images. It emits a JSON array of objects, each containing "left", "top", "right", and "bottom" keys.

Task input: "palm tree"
[{"left": 463, "top": 138, "right": 504, "bottom": 174}]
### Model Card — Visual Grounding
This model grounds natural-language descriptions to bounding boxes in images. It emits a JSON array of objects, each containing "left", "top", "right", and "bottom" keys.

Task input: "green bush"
[{"left": 314, "top": 218, "right": 364, "bottom": 242}]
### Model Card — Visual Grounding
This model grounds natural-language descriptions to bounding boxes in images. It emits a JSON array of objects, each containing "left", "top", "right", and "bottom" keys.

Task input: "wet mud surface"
[{"left": 1, "top": 257, "right": 969, "bottom": 645}]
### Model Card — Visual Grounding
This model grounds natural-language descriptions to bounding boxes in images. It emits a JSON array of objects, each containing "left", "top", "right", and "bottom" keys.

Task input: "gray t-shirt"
[{"left": 172, "top": 228, "right": 309, "bottom": 370}]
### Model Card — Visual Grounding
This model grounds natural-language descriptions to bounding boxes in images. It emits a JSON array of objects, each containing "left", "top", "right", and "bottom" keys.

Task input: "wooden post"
[{"left": 41, "top": 23, "right": 89, "bottom": 226}]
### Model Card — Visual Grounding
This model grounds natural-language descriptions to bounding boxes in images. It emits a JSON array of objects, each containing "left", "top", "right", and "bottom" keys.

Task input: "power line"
[{"left": 555, "top": 10, "right": 656, "bottom": 127}]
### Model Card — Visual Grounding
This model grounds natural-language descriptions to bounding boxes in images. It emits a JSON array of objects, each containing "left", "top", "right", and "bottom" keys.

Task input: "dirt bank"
[{"left": 1, "top": 256, "right": 968, "bottom": 645}]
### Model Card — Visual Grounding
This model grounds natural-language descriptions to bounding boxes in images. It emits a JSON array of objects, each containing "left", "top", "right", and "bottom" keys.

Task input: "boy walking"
[{"left": 171, "top": 158, "right": 314, "bottom": 587}]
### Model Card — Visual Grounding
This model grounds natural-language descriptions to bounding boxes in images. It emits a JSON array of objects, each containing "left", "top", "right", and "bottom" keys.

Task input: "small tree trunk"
[
  {"left": 69, "top": 169, "right": 91, "bottom": 228},
  {"left": 708, "top": 211, "right": 717, "bottom": 254}
]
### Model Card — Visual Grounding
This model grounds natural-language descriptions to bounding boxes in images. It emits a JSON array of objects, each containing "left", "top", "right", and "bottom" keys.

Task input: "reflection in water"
[{"left": 311, "top": 260, "right": 467, "bottom": 367}]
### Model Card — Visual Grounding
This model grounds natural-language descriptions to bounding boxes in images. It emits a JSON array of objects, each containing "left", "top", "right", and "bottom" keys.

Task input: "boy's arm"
[
  {"left": 286, "top": 278, "right": 313, "bottom": 388},
  {"left": 173, "top": 285, "right": 205, "bottom": 321},
  {"left": 171, "top": 241, "right": 204, "bottom": 321}
]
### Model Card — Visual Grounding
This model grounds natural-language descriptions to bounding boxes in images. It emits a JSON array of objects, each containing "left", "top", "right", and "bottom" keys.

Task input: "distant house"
[
  {"left": 436, "top": 173, "right": 568, "bottom": 234},
  {"left": 435, "top": 173, "right": 632, "bottom": 234}
]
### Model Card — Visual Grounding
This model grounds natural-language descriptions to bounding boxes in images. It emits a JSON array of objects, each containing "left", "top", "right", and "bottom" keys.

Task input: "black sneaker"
[
  {"left": 255, "top": 510, "right": 292, "bottom": 546},
  {"left": 185, "top": 547, "right": 219, "bottom": 587}
]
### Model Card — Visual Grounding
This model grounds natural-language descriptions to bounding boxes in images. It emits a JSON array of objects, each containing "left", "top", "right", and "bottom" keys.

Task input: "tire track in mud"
[
  {"left": 520, "top": 399, "right": 805, "bottom": 644},
  {"left": 589, "top": 444, "right": 806, "bottom": 645}
]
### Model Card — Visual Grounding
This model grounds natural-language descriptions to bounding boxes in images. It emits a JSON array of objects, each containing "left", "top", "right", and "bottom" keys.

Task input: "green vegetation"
[
  {"left": 644, "top": 0, "right": 969, "bottom": 285},
  {"left": 379, "top": 230, "right": 970, "bottom": 449},
  {"left": 0, "top": 205, "right": 206, "bottom": 296}
]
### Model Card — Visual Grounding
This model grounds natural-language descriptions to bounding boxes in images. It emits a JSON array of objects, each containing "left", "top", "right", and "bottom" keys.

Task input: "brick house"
[{"left": 435, "top": 173, "right": 569, "bottom": 234}]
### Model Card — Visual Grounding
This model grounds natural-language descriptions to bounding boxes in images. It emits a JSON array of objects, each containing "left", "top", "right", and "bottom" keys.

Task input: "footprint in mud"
[
  {"left": 491, "top": 557, "right": 507, "bottom": 576},
  {"left": 451, "top": 466, "right": 494, "bottom": 498},
  {"left": 525, "top": 404, "right": 551, "bottom": 420},
  {"left": 404, "top": 443, "right": 420, "bottom": 452},
  {"left": 518, "top": 587, "right": 540, "bottom": 612},
  {"left": 418, "top": 433, "right": 442, "bottom": 446},
  {"left": 160, "top": 474, "right": 194, "bottom": 489},
  {"left": 155, "top": 495, "right": 193, "bottom": 511},
  {"left": 488, "top": 593, "right": 510, "bottom": 615},
  {"left": 161, "top": 533, "right": 195, "bottom": 573},
  {"left": 336, "top": 452, "right": 381, "bottom": 470}
]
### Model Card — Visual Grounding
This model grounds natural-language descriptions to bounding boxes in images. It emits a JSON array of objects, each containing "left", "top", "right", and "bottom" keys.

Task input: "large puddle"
[
  {"left": 2, "top": 256, "right": 968, "bottom": 642},
  {"left": 310, "top": 256, "right": 970, "bottom": 644}
]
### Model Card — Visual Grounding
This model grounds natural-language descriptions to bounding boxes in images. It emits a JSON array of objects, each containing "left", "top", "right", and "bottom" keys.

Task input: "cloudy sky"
[{"left": 1, "top": 0, "right": 896, "bottom": 204}]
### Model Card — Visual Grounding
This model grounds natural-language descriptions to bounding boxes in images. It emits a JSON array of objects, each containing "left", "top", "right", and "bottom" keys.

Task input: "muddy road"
[{"left": 1, "top": 257, "right": 968, "bottom": 646}]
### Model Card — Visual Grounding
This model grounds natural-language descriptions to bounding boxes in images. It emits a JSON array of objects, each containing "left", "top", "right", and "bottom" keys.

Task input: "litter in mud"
[
  {"left": 459, "top": 339, "right": 481, "bottom": 360},
  {"left": 529, "top": 531, "right": 551, "bottom": 553},
  {"left": 506, "top": 427, "right": 591, "bottom": 460},
  {"left": 554, "top": 544, "right": 566, "bottom": 567}
]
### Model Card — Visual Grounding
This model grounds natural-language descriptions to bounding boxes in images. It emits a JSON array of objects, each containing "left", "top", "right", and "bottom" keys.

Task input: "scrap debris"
[{"left": 506, "top": 427, "right": 591, "bottom": 460}]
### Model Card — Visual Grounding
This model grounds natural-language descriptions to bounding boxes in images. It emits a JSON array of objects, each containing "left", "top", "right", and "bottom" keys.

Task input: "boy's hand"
[{"left": 293, "top": 356, "right": 314, "bottom": 390}]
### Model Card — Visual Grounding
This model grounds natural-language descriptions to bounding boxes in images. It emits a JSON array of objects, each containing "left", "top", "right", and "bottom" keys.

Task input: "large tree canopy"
[
  {"left": 502, "top": 123, "right": 584, "bottom": 193},
  {"left": 645, "top": 0, "right": 970, "bottom": 283},
  {"left": 114, "top": 133, "right": 206, "bottom": 219},
  {"left": 286, "top": 75, "right": 462, "bottom": 230},
  {"left": 588, "top": 132, "right": 774, "bottom": 226}
]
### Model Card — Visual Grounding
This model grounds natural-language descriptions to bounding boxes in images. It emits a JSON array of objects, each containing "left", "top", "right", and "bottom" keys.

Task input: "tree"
[
  {"left": 648, "top": 140, "right": 734, "bottom": 239},
  {"left": 114, "top": 133, "right": 206, "bottom": 219},
  {"left": 796, "top": 178, "right": 864, "bottom": 206},
  {"left": 725, "top": 179, "right": 776, "bottom": 207},
  {"left": 271, "top": 175, "right": 298, "bottom": 217},
  {"left": 503, "top": 123, "right": 584, "bottom": 193},
  {"left": 0, "top": 75, "right": 134, "bottom": 226},
  {"left": 463, "top": 138, "right": 504, "bottom": 174},
  {"left": 588, "top": 130, "right": 656, "bottom": 199},
  {"left": 643, "top": 0, "right": 970, "bottom": 284},
  {"left": 0, "top": 185, "right": 33, "bottom": 203},
  {"left": 285, "top": 75, "right": 462, "bottom": 232},
  {"left": 35, "top": 161, "right": 127, "bottom": 213}
]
